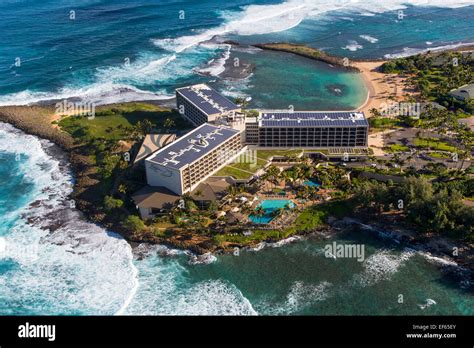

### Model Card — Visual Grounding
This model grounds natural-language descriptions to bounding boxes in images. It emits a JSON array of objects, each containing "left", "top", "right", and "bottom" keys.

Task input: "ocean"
[{"left": 0, "top": 0, "right": 473, "bottom": 315}]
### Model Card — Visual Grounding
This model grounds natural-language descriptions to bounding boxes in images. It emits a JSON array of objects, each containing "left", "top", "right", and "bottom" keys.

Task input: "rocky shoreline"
[
  {"left": 252, "top": 42, "right": 361, "bottom": 72},
  {"left": 336, "top": 216, "right": 474, "bottom": 275},
  {"left": 1, "top": 111, "right": 473, "bottom": 280}
]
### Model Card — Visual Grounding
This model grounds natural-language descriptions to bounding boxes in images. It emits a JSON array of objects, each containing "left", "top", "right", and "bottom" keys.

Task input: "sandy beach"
[{"left": 353, "top": 61, "right": 413, "bottom": 116}]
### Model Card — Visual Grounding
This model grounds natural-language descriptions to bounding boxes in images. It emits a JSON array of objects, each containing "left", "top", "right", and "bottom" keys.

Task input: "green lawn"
[
  {"left": 369, "top": 117, "right": 402, "bottom": 129},
  {"left": 303, "top": 149, "right": 330, "bottom": 155},
  {"left": 256, "top": 149, "right": 303, "bottom": 160},
  {"left": 413, "top": 137, "right": 458, "bottom": 153},
  {"left": 228, "top": 158, "right": 267, "bottom": 171},
  {"left": 215, "top": 158, "right": 267, "bottom": 179},
  {"left": 215, "top": 166, "right": 254, "bottom": 180},
  {"left": 385, "top": 144, "right": 410, "bottom": 153},
  {"left": 428, "top": 151, "right": 452, "bottom": 159},
  {"left": 58, "top": 102, "right": 189, "bottom": 141},
  {"left": 287, "top": 200, "right": 352, "bottom": 233}
]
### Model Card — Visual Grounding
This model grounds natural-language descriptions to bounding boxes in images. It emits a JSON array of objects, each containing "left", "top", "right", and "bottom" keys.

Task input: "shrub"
[
  {"left": 104, "top": 195, "right": 124, "bottom": 211},
  {"left": 122, "top": 215, "right": 145, "bottom": 233}
]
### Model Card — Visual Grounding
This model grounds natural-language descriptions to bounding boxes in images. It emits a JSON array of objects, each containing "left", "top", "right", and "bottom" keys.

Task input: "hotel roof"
[
  {"left": 134, "top": 133, "right": 177, "bottom": 164},
  {"left": 176, "top": 84, "right": 240, "bottom": 116},
  {"left": 259, "top": 111, "right": 369, "bottom": 128},
  {"left": 146, "top": 123, "right": 240, "bottom": 170}
]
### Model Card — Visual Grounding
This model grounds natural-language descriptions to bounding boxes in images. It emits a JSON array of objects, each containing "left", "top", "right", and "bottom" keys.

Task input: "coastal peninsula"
[{"left": 0, "top": 44, "right": 472, "bottom": 272}]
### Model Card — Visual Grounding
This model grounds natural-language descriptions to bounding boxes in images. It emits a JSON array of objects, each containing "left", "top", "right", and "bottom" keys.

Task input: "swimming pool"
[
  {"left": 303, "top": 179, "right": 321, "bottom": 188},
  {"left": 249, "top": 199, "right": 295, "bottom": 224}
]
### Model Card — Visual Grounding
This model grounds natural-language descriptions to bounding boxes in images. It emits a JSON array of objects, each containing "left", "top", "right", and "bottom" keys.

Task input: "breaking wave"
[{"left": 0, "top": 123, "right": 138, "bottom": 315}]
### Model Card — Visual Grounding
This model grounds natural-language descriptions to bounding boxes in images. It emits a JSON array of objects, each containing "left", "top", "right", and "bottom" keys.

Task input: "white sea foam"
[
  {"left": 263, "top": 280, "right": 331, "bottom": 314},
  {"left": 418, "top": 298, "right": 437, "bottom": 310},
  {"left": 195, "top": 44, "right": 231, "bottom": 76},
  {"left": 2, "top": 0, "right": 474, "bottom": 107},
  {"left": 360, "top": 35, "right": 379, "bottom": 43},
  {"left": 187, "top": 252, "right": 218, "bottom": 265},
  {"left": 384, "top": 41, "right": 474, "bottom": 59},
  {"left": 343, "top": 40, "right": 364, "bottom": 51},
  {"left": 0, "top": 123, "right": 139, "bottom": 315},
  {"left": 0, "top": 82, "right": 172, "bottom": 107},
  {"left": 123, "top": 251, "right": 257, "bottom": 315},
  {"left": 248, "top": 235, "right": 302, "bottom": 252},
  {"left": 352, "top": 249, "right": 415, "bottom": 287},
  {"left": 420, "top": 252, "right": 458, "bottom": 266},
  {"left": 153, "top": 0, "right": 474, "bottom": 54}
]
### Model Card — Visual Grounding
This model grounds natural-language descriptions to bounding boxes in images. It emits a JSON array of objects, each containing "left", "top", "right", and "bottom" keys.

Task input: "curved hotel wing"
[
  {"left": 246, "top": 111, "right": 369, "bottom": 148},
  {"left": 145, "top": 123, "right": 243, "bottom": 195}
]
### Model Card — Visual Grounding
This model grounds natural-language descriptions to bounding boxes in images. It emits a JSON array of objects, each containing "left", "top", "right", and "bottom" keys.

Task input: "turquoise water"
[
  {"left": 123, "top": 229, "right": 473, "bottom": 315},
  {"left": 249, "top": 199, "right": 295, "bottom": 224},
  {"left": 1, "top": 1, "right": 474, "bottom": 315},
  {"left": 304, "top": 179, "right": 321, "bottom": 188},
  {"left": 1, "top": 1, "right": 473, "bottom": 108},
  {"left": 0, "top": 123, "right": 137, "bottom": 315},
  {"left": 220, "top": 49, "right": 367, "bottom": 110},
  {"left": 1, "top": 114, "right": 473, "bottom": 316}
]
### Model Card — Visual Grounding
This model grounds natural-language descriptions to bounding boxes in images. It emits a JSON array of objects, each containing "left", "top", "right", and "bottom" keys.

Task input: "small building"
[
  {"left": 449, "top": 84, "right": 474, "bottom": 101},
  {"left": 132, "top": 186, "right": 180, "bottom": 220},
  {"left": 190, "top": 178, "right": 231, "bottom": 207},
  {"left": 145, "top": 123, "right": 244, "bottom": 195},
  {"left": 176, "top": 84, "right": 241, "bottom": 126},
  {"left": 133, "top": 134, "right": 177, "bottom": 165}
]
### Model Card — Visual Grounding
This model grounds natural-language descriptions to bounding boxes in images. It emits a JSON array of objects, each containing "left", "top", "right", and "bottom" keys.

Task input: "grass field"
[
  {"left": 288, "top": 200, "right": 353, "bottom": 233},
  {"left": 369, "top": 117, "right": 403, "bottom": 130},
  {"left": 413, "top": 137, "right": 458, "bottom": 153},
  {"left": 385, "top": 144, "right": 410, "bottom": 153},
  {"left": 58, "top": 102, "right": 188, "bottom": 141},
  {"left": 256, "top": 149, "right": 303, "bottom": 160},
  {"left": 215, "top": 158, "right": 267, "bottom": 180},
  {"left": 215, "top": 166, "right": 253, "bottom": 180},
  {"left": 428, "top": 151, "right": 452, "bottom": 159},
  {"left": 214, "top": 229, "right": 292, "bottom": 245}
]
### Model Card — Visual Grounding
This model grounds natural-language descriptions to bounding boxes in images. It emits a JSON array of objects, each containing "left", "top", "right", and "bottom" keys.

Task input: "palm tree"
[
  {"left": 265, "top": 165, "right": 281, "bottom": 190},
  {"left": 273, "top": 207, "right": 285, "bottom": 218},
  {"left": 255, "top": 206, "right": 265, "bottom": 217},
  {"left": 163, "top": 118, "right": 175, "bottom": 132}
]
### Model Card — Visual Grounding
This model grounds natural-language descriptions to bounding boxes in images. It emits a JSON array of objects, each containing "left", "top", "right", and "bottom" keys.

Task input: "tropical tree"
[
  {"left": 163, "top": 117, "right": 175, "bottom": 131},
  {"left": 254, "top": 206, "right": 265, "bottom": 217}
]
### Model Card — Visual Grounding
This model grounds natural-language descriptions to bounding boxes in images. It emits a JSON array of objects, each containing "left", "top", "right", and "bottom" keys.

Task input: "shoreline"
[
  {"left": 352, "top": 60, "right": 413, "bottom": 116},
  {"left": 1, "top": 118, "right": 472, "bottom": 273},
  {"left": 0, "top": 42, "right": 472, "bottom": 258},
  {"left": 248, "top": 42, "right": 414, "bottom": 116}
]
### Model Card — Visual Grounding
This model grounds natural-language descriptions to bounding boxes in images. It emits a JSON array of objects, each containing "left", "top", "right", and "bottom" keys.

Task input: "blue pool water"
[
  {"left": 249, "top": 200, "right": 295, "bottom": 224},
  {"left": 304, "top": 180, "right": 321, "bottom": 188}
]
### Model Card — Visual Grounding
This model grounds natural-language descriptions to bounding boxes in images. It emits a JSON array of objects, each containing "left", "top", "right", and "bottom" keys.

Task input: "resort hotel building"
[
  {"left": 145, "top": 123, "right": 244, "bottom": 195},
  {"left": 176, "top": 84, "right": 242, "bottom": 126},
  {"left": 245, "top": 111, "right": 369, "bottom": 148},
  {"left": 134, "top": 85, "right": 370, "bottom": 218}
]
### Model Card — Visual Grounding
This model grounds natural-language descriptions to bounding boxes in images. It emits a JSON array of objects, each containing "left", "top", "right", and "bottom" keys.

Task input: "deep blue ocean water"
[
  {"left": 1, "top": 0, "right": 473, "bottom": 107},
  {"left": 0, "top": 0, "right": 473, "bottom": 315}
]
